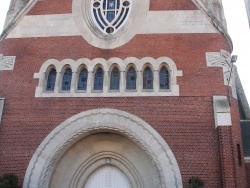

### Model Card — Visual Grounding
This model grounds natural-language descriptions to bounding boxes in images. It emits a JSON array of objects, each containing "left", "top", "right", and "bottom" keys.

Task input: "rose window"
[{"left": 92, "top": 0, "right": 131, "bottom": 34}]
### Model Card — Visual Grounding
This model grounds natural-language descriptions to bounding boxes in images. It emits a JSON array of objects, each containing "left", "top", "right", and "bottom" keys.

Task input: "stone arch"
[{"left": 23, "top": 108, "right": 183, "bottom": 188}]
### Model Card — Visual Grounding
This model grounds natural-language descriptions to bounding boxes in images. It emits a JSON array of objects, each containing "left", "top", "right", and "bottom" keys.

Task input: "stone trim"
[
  {"left": 6, "top": 11, "right": 218, "bottom": 42},
  {"left": 1, "top": 0, "right": 233, "bottom": 51},
  {"left": 34, "top": 57, "right": 183, "bottom": 97},
  {"left": 244, "top": 157, "right": 250, "bottom": 163},
  {"left": 191, "top": 0, "right": 233, "bottom": 50},
  {"left": 23, "top": 108, "right": 183, "bottom": 188},
  {"left": 213, "top": 96, "right": 232, "bottom": 128},
  {"left": 0, "top": 54, "right": 16, "bottom": 71},
  {"left": 72, "top": 0, "right": 149, "bottom": 49},
  {"left": 206, "top": 50, "right": 237, "bottom": 99},
  {"left": 71, "top": 152, "right": 142, "bottom": 188}
]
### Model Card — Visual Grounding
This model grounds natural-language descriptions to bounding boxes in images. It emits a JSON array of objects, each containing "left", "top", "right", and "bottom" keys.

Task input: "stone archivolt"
[{"left": 23, "top": 108, "right": 183, "bottom": 188}]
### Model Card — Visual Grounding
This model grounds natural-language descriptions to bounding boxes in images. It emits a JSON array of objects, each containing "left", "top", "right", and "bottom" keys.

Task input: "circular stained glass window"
[{"left": 92, "top": 0, "right": 131, "bottom": 34}]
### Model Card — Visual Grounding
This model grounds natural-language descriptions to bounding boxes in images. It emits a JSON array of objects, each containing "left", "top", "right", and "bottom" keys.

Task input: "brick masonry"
[
  {"left": 246, "top": 163, "right": 250, "bottom": 188},
  {"left": 0, "top": 0, "right": 247, "bottom": 187}
]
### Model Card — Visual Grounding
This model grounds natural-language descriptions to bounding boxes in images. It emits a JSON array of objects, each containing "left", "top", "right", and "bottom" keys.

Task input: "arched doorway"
[{"left": 23, "top": 109, "right": 183, "bottom": 188}]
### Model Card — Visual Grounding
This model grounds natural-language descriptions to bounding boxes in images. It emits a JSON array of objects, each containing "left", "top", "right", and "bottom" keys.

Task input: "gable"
[{"left": 1, "top": 0, "right": 231, "bottom": 50}]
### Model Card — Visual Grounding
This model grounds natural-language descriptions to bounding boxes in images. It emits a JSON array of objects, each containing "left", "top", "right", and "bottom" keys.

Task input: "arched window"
[
  {"left": 46, "top": 68, "right": 57, "bottom": 91},
  {"left": 61, "top": 68, "right": 72, "bottom": 91},
  {"left": 159, "top": 67, "right": 169, "bottom": 89},
  {"left": 94, "top": 68, "right": 104, "bottom": 90},
  {"left": 143, "top": 67, "right": 153, "bottom": 89},
  {"left": 126, "top": 67, "right": 136, "bottom": 90},
  {"left": 78, "top": 68, "right": 88, "bottom": 91},
  {"left": 110, "top": 67, "right": 120, "bottom": 90}
]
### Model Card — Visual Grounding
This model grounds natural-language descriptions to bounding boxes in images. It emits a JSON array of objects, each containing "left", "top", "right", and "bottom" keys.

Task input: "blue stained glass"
[
  {"left": 126, "top": 67, "right": 136, "bottom": 90},
  {"left": 92, "top": 0, "right": 130, "bottom": 34},
  {"left": 110, "top": 68, "right": 120, "bottom": 90},
  {"left": 117, "top": 0, "right": 120, "bottom": 8},
  {"left": 46, "top": 69, "right": 57, "bottom": 91},
  {"left": 94, "top": 68, "right": 104, "bottom": 90},
  {"left": 103, "top": 0, "right": 107, "bottom": 9},
  {"left": 143, "top": 67, "right": 153, "bottom": 89},
  {"left": 78, "top": 69, "right": 88, "bottom": 90},
  {"left": 107, "top": 11, "right": 115, "bottom": 22},
  {"left": 160, "top": 67, "right": 169, "bottom": 89},
  {"left": 62, "top": 68, "right": 72, "bottom": 91},
  {"left": 107, "top": 0, "right": 115, "bottom": 9}
]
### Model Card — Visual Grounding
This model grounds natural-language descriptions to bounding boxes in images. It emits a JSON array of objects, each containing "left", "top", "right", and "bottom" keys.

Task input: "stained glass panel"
[
  {"left": 46, "top": 69, "right": 57, "bottom": 91},
  {"left": 143, "top": 67, "right": 153, "bottom": 89},
  {"left": 94, "top": 68, "right": 104, "bottom": 90},
  {"left": 62, "top": 68, "right": 72, "bottom": 91}
]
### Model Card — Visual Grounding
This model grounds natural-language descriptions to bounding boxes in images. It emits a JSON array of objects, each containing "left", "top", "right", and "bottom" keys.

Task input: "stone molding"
[
  {"left": 0, "top": 54, "right": 16, "bottom": 71},
  {"left": 70, "top": 152, "right": 142, "bottom": 188},
  {"left": 206, "top": 50, "right": 237, "bottom": 99},
  {"left": 213, "top": 96, "right": 232, "bottom": 128},
  {"left": 72, "top": 0, "right": 149, "bottom": 49},
  {"left": 23, "top": 108, "right": 183, "bottom": 188},
  {"left": 34, "top": 57, "right": 183, "bottom": 97},
  {"left": 245, "top": 157, "right": 250, "bottom": 163},
  {"left": 6, "top": 11, "right": 218, "bottom": 44}
]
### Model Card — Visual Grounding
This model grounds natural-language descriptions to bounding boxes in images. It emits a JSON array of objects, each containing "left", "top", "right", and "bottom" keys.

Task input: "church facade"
[{"left": 0, "top": 0, "right": 248, "bottom": 187}]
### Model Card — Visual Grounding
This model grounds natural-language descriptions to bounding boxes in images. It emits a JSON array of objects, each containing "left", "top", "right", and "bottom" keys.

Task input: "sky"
[{"left": 0, "top": 0, "right": 249, "bottom": 103}]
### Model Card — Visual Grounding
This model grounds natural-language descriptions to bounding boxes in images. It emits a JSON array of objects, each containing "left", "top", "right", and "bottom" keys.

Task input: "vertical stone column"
[{"left": 213, "top": 96, "right": 236, "bottom": 187}]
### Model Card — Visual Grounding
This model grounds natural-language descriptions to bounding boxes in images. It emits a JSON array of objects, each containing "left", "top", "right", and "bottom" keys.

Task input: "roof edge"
[
  {"left": 191, "top": 0, "right": 233, "bottom": 52},
  {"left": 0, "top": 0, "right": 37, "bottom": 42}
]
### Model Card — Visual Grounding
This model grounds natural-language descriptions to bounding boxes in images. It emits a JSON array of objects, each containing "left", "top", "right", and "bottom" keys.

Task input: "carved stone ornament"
[
  {"left": 206, "top": 50, "right": 237, "bottom": 98},
  {"left": 0, "top": 54, "right": 16, "bottom": 71}
]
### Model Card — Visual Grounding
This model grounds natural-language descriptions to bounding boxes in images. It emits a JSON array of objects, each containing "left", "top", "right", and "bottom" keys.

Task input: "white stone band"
[{"left": 7, "top": 10, "right": 218, "bottom": 39}]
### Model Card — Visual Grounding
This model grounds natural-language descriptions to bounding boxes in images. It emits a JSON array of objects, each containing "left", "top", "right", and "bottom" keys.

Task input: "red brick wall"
[
  {"left": 0, "top": 34, "right": 230, "bottom": 187},
  {"left": 0, "top": 96, "right": 222, "bottom": 187},
  {"left": 150, "top": 0, "right": 198, "bottom": 10},
  {"left": 28, "top": 0, "right": 198, "bottom": 15},
  {"left": 0, "top": 0, "right": 245, "bottom": 187},
  {"left": 246, "top": 162, "right": 250, "bottom": 187}
]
